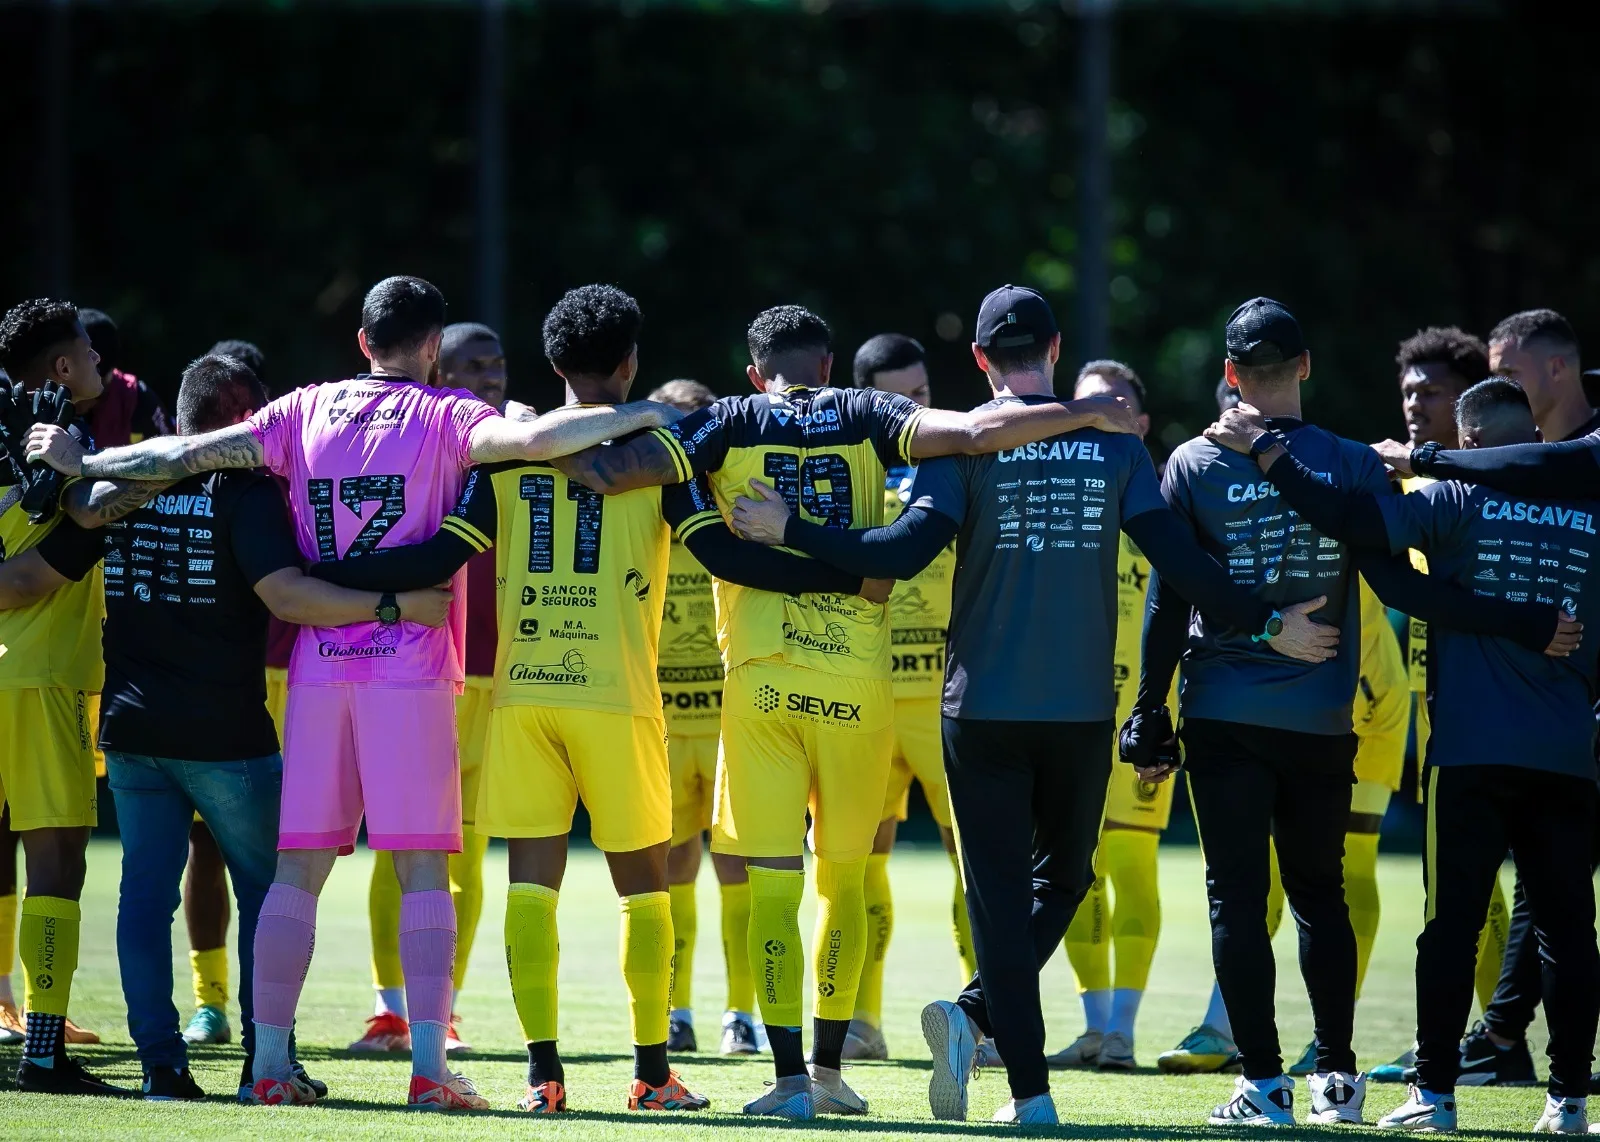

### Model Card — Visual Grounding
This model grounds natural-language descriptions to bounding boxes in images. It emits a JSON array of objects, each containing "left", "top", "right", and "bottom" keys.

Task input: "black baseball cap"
[
  {"left": 976, "top": 284, "right": 1058, "bottom": 350},
  {"left": 1225, "top": 297, "right": 1305, "bottom": 366}
]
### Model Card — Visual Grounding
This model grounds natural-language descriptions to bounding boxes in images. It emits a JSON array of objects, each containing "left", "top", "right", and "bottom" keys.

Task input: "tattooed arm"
[
  {"left": 26, "top": 421, "right": 264, "bottom": 480},
  {"left": 557, "top": 433, "right": 685, "bottom": 494},
  {"left": 60, "top": 477, "right": 175, "bottom": 529}
]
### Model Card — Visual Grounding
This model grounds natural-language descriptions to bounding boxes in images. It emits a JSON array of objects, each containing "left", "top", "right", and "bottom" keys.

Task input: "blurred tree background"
[{"left": 1, "top": 0, "right": 1594, "bottom": 453}]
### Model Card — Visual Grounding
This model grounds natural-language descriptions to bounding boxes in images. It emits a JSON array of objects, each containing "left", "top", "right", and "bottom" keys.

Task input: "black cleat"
[
  {"left": 16, "top": 1056, "right": 139, "bottom": 1097},
  {"left": 292, "top": 1059, "right": 328, "bottom": 1098},
  {"left": 1456, "top": 1021, "right": 1538, "bottom": 1087},
  {"left": 667, "top": 1015, "right": 697, "bottom": 1054},
  {"left": 143, "top": 1065, "right": 206, "bottom": 1101}
]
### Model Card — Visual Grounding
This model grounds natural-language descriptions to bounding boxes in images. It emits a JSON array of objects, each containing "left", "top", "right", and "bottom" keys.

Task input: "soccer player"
[
  {"left": 78, "top": 307, "right": 172, "bottom": 446},
  {"left": 308, "top": 285, "right": 872, "bottom": 1112},
  {"left": 1211, "top": 379, "right": 1598, "bottom": 1133},
  {"left": 555, "top": 299, "right": 1145, "bottom": 1118},
  {"left": 352, "top": 322, "right": 508, "bottom": 1055},
  {"left": 649, "top": 378, "right": 763, "bottom": 1058},
  {"left": 845, "top": 333, "right": 967, "bottom": 1063},
  {"left": 0, "top": 298, "right": 124, "bottom": 1094},
  {"left": 26, "top": 274, "right": 683, "bottom": 1110}
]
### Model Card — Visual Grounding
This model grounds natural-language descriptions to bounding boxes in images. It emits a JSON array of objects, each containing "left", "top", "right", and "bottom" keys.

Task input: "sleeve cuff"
[
  {"left": 674, "top": 510, "right": 722, "bottom": 544},
  {"left": 896, "top": 408, "right": 926, "bottom": 465},
  {"left": 440, "top": 515, "right": 493, "bottom": 553},
  {"left": 650, "top": 427, "right": 694, "bottom": 483}
]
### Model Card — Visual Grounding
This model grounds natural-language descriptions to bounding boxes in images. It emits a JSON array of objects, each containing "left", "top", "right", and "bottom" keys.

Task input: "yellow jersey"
[
  {"left": 653, "top": 385, "right": 924, "bottom": 680},
  {"left": 659, "top": 539, "right": 724, "bottom": 733},
  {"left": 0, "top": 477, "right": 105, "bottom": 693},
  {"left": 884, "top": 465, "right": 954, "bottom": 700}
]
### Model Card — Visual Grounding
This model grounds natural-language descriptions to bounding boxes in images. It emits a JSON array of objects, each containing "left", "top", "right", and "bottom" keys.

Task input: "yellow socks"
[
  {"left": 948, "top": 848, "right": 977, "bottom": 982},
  {"left": 1105, "top": 829, "right": 1160, "bottom": 992},
  {"left": 720, "top": 880, "right": 754, "bottom": 1013},
  {"left": 620, "top": 892, "right": 673, "bottom": 1046},
  {"left": 505, "top": 883, "right": 560, "bottom": 1042},
  {"left": 1065, "top": 844, "right": 1112, "bottom": 994},
  {"left": 812, "top": 857, "right": 867, "bottom": 1023},
  {"left": 20, "top": 896, "right": 79, "bottom": 1016},
  {"left": 667, "top": 882, "right": 697, "bottom": 1011},
  {"left": 191, "top": 945, "right": 229, "bottom": 1010},
  {"left": 855, "top": 853, "right": 892, "bottom": 1027},
  {"left": 1344, "top": 831, "right": 1382, "bottom": 998},
  {"left": 368, "top": 851, "right": 404, "bottom": 991},
  {"left": 0, "top": 893, "right": 17, "bottom": 980},
  {"left": 747, "top": 866, "right": 804, "bottom": 1028},
  {"left": 449, "top": 826, "right": 489, "bottom": 993},
  {"left": 1476, "top": 874, "right": 1510, "bottom": 1010}
]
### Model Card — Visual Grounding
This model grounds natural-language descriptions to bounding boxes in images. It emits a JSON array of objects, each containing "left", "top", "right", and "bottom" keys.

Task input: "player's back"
[{"left": 248, "top": 375, "right": 496, "bottom": 686}]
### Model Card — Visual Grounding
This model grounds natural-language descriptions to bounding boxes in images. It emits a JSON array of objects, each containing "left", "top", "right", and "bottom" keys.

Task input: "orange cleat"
[
  {"left": 64, "top": 1017, "right": 101, "bottom": 1045},
  {"left": 517, "top": 1080, "right": 568, "bottom": 1113},
  {"left": 348, "top": 1011, "right": 410, "bottom": 1053},
  {"left": 407, "top": 1072, "right": 489, "bottom": 1111},
  {"left": 445, "top": 1012, "right": 470, "bottom": 1053},
  {"left": 629, "top": 1070, "right": 710, "bottom": 1111},
  {"left": 0, "top": 1000, "right": 24, "bottom": 1045},
  {"left": 250, "top": 1074, "right": 320, "bottom": 1105}
]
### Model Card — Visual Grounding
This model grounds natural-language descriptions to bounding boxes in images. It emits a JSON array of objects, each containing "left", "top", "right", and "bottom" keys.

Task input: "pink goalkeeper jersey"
[{"left": 247, "top": 375, "right": 498, "bottom": 687}]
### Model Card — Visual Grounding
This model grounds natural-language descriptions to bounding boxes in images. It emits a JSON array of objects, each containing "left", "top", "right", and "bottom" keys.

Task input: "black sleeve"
[
  {"left": 33, "top": 517, "right": 104, "bottom": 582},
  {"left": 1415, "top": 436, "right": 1600, "bottom": 498},
  {"left": 1354, "top": 548, "right": 1557, "bottom": 653},
  {"left": 1134, "top": 568, "right": 1188, "bottom": 712},
  {"left": 681, "top": 524, "right": 865, "bottom": 596},
  {"left": 309, "top": 466, "right": 497, "bottom": 591},
  {"left": 1122, "top": 507, "right": 1273, "bottom": 635},
  {"left": 1260, "top": 450, "right": 1391, "bottom": 549},
  {"left": 228, "top": 479, "right": 304, "bottom": 586},
  {"left": 781, "top": 506, "right": 961, "bottom": 581}
]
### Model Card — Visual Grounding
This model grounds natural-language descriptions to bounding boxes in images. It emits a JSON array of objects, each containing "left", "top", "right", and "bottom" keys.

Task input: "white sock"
[
  {"left": 0, "top": 974, "right": 13, "bottom": 1006},
  {"left": 1080, "top": 989, "right": 1111, "bottom": 1033},
  {"left": 252, "top": 1021, "right": 294, "bottom": 1083},
  {"left": 411, "top": 1019, "right": 449, "bottom": 1082},
  {"left": 376, "top": 987, "right": 407, "bottom": 1019},
  {"left": 1107, "top": 988, "right": 1143, "bottom": 1039},
  {"left": 1203, "top": 980, "right": 1232, "bottom": 1039},
  {"left": 670, "top": 1007, "right": 693, "bottom": 1025}
]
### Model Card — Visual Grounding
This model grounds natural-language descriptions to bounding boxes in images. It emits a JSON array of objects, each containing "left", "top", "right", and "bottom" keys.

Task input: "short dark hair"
[
  {"left": 1075, "top": 359, "right": 1147, "bottom": 413},
  {"left": 542, "top": 285, "right": 641, "bottom": 378},
  {"left": 441, "top": 322, "right": 500, "bottom": 360},
  {"left": 206, "top": 340, "right": 266, "bottom": 389},
  {"left": 1215, "top": 377, "right": 1241, "bottom": 413},
  {"left": 1489, "top": 308, "right": 1579, "bottom": 357},
  {"left": 649, "top": 379, "right": 717, "bottom": 413},
  {"left": 78, "top": 308, "right": 118, "bottom": 376},
  {"left": 852, "top": 333, "right": 925, "bottom": 389},
  {"left": 747, "top": 306, "right": 831, "bottom": 374},
  {"left": 980, "top": 341, "right": 1052, "bottom": 375},
  {"left": 1395, "top": 326, "right": 1489, "bottom": 387},
  {"left": 1232, "top": 358, "right": 1302, "bottom": 389},
  {"left": 0, "top": 298, "right": 82, "bottom": 378},
  {"left": 1456, "top": 377, "right": 1533, "bottom": 437},
  {"left": 360, "top": 276, "right": 446, "bottom": 354},
  {"left": 175, "top": 354, "right": 268, "bottom": 435}
]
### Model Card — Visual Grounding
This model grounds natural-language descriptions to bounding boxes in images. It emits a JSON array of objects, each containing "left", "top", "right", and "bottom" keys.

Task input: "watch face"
[{"left": 1268, "top": 617, "right": 1284, "bottom": 636}]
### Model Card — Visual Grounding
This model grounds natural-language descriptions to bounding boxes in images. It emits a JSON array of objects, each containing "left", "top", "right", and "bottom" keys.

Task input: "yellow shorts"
[
  {"left": 881, "top": 696, "right": 951, "bottom": 829},
  {"left": 478, "top": 704, "right": 670, "bottom": 851},
  {"left": 1103, "top": 756, "right": 1175, "bottom": 831},
  {"left": 265, "top": 666, "right": 289, "bottom": 745},
  {"left": 87, "top": 692, "right": 106, "bottom": 778},
  {"left": 669, "top": 731, "right": 720, "bottom": 847},
  {"left": 456, "top": 676, "right": 493, "bottom": 827},
  {"left": 713, "top": 659, "right": 894, "bottom": 864},
  {"left": 0, "top": 687, "right": 98, "bottom": 831}
]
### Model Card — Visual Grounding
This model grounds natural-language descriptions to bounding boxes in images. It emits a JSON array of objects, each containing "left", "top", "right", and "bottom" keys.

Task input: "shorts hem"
[
  {"left": 1102, "top": 815, "right": 1168, "bottom": 834},
  {"left": 810, "top": 843, "right": 874, "bottom": 864},
  {"left": 367, "top": 831, "right": 463, "bottom": 852},
  {"left": 480, "top": 824, "right": 572, "bottom": 840},
  {"left": 670, "top": 824, "right": 711, "bottom": 848},
  {"left": 710, "top": 838, "right": 804, "bottom": 859},
  {"left": 6, "top": 812, "right": 97, "bottom": 832},
  {"left": 591, "top": 831, "right": 671, "bottom": 853},
  {"left": 278, "top": 829, "right": 356, "bottom": 852}
]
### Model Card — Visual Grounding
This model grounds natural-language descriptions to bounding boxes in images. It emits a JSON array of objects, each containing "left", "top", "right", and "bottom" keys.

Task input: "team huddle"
[{"left": 0, "top": 275, "right": 1596, "bottom": 1134}]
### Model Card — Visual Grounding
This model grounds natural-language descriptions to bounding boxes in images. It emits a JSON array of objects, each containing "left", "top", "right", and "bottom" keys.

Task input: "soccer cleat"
[
  {"left": 517, "top": 1080, "right": 567, "bottom": 1113},
  {"left": 348, "top": 1011, "right": 411, "bottom": 1053},
  {"left": 809, "top": 1064, "right": 868, "bottom": 1114},
  {"left": 742, "top": 1074, "right": 814, "bottom": 1119},
  {"left": 667, "top": 1012, "right": 697, "bottom": 1053},
  {"left": 976, "top": 1036, "right": 1004, "bottom": 1069},
  {"left": 1209, "top": 1074, "right": 1295, "bottom": 1126},
  {"left": 183, "top": 1004, "right": 232, "bottom": 1045},
  {"left": 407, "top": 1071, "right": 489, "bottom": 1111},
  {"left": 994, "top": 1093, "right": 1059, "bottom": 1125},
  {"left": 16, "top": 1056, "right": 138, "bottom": 1097},
  {"left": 250, "top": 1073, "right": 320, "bottom": 1105},
  {"left": 1159, "top": 1024, "right": 1241, "bottom": 1074},
  {"left": 1309, "top": 1070, "right": 1367, "bottom": 1124},
  {"left": 1098, "top": 1030, "right": 1136, "bottom": 1072},
  {"left": 1047, "top": 1029, "right": 1102, "bottom": 1069},
  {"left": 143, "top": 1066, "right": 206, "bottom": 1101},
  {"left": 1534, "top": 1094, "right": 1589, "bottom": 1133},
  {"left": 922, "top": 999, "right": 978, "bottom": 1121},
  {"left": 1288, "top": 1040, "right": 1318, "bottom": 1077},
  {"left": 1457, "top": 1021, "right": 1538, "bottom": 1086},
  {"left": 0, "top": 1000, "right": 24, "bottom": 1046},
  {"left": 841, "top": 1018, "right": 888, "bottom": 1062},
  {"left": 292, "top": 1060, "right": 328, "bottom": 1098},
  {"left": 445, "top": 1014, "right": 470, "bottom": 1053},
  {"left": 629, "top": 1070, "right": 710, "bottom": 1111},
  {"left": 1371, "top": 1044, "right": 1419, "bottom": 1084},
  {"left": 1378, "top": 1085, "right": 1457, "bottom": 1132},
  {"left": 720, "top": 1011, "right": 760, "bottom": 1056},
  {"left": 63, "top": 1018, "right": 101, "bottom": 1045}
]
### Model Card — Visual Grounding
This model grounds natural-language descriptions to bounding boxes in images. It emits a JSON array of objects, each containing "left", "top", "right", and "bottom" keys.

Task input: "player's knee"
[
  {"left": 872, "top": 818, "right": 897, "bottom": 854},
  {"left": 607, "top": 841, "right": 670, "bottom": 897},
  {"left": 666, "top": 837, "right": 702, "bottom": 883},
  {"left": 274, "top": 847, "right": 339, "bottom": 894},
  {"left": 21, "top": 826, "right": 89, "bottom": 899}
]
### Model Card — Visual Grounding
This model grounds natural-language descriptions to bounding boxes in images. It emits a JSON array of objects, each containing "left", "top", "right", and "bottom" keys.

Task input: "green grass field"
[{"left": 0, "top": 840, "right": 1567, "bottom": 1137}]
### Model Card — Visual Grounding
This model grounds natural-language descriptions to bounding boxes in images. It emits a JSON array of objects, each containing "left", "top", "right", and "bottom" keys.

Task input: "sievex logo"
[
  {"left": 753, "top": 683, "right": 862, "bottom": 722},
  {"left": 998, "top": 440, "right": 1106, "bottom": 464}
]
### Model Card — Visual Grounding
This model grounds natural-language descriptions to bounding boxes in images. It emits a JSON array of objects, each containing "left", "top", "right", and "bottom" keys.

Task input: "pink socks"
[{"left": 400, "top": 889, "right": 457, "bottom": 1081}]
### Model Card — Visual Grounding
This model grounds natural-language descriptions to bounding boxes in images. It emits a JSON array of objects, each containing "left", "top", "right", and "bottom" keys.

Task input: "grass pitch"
[{"left": 0, "top": 840, "right": 1565, "bottom": 1137}]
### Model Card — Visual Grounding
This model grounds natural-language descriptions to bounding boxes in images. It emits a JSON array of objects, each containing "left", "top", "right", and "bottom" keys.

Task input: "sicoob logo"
[{"left": 753, "top": 684, "right": 782, "bottom": 713}]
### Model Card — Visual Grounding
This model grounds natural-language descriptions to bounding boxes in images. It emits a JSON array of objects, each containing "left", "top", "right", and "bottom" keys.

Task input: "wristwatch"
[
  {"left": 1248, "top": 430, "right": 1283, "bottom": 459},
  {"left": 376, "top": 592, "right": 401, "bottom": 625},
  {"left": 1251, "top": 610, "right": 1285, "bottom": 643},
  {"left": 1411, "top": 439, "right": 1442, "bottom": 474}
]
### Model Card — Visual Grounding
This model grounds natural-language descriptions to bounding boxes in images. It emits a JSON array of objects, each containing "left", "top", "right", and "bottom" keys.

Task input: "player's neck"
[
  {"left": 1537, "top": 391, "right": 1597, "bottom": 443},
  {"left": 1236, "top": 385, "right": 1302, "bottom": 420},
  {"left": 988, "top": 370, "right": 1054, "bottom": 399},
  {"left": 566, "top": 377, "right": 627, "bottom": 405},
  {"left": 367, "top": 357, "right": 426, "bottom": 383}
]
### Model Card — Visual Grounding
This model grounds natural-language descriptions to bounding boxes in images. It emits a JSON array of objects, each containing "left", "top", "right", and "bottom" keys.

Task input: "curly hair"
[
  {"left": 747, "top": 305, "right": 831, "bottom": 374},
  {"left": 0, "top": 298, "right": 82, "bottom": 377},
  {"left": 1395, "top": 326, "right": 1489, "bottom": 385},
  {"left": 542, "top": 285, "right": 642, "bottom": 377}
]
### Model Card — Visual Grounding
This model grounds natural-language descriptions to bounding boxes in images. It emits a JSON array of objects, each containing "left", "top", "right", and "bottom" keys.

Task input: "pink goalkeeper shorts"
[{"left": 279, "top": 682, "right": 462, "bottom": 853}]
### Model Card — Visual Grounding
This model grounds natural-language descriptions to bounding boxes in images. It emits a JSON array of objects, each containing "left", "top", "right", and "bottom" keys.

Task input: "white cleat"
[
  {"left": 975, "top": 1036, "right": 1004, "bottom": 1069},
  {"left": 1098, "top": 1030, "right": 1136, "bottom": 1072},
  {"left": 1535, "top": 1094, "right": 1589, "bottom": 1133},
  {"left": 1309, "top": 1070, "right": 1367, "bottom": 1124},
  {"left": 1377, "top": 1085, "right": 1457, "bottom": 1132},
  {"left": 742, "top": 1075, "right": 814, "bottom": 1119},
  {"left": 1210, "top": 1074, "right": 1295, "bottom": 1126},
  {"left": 809, "top": 1064, "right": 868, "bottom": 1115},
  {"left": 840, "top": 1018, "right": 887, "bottom": 1062},
  {"left": 1046, "top": 1029, "right": 1102, "bottom": 1069},
  {"left": 921, "top": 1000, "right": 978, "bottom": 1122},
  {"left": 994, "top": 1093, "right": 1058, "bottom": 1125}
]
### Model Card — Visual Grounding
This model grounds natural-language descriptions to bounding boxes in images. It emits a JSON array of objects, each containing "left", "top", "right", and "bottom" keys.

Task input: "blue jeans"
[{"left": 105, "top": 752, "right": 281, "bottom": 1071}]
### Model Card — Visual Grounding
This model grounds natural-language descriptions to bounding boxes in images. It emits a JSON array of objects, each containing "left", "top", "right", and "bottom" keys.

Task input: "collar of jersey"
[
  {"left": 353, "top": 372, "right": 421, "bottom": 386},
  {"left": 1261, "top": 415, "right": 1304, "bottom": 432},
  {"left": 1565, "top": 409, "right": 1600, "bottom": 442}
]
